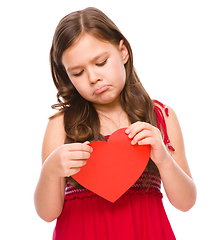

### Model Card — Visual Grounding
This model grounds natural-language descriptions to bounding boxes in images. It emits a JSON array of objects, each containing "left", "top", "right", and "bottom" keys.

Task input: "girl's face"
[{"left": 62, "top": 33, "right": 129, "bottom": 109}]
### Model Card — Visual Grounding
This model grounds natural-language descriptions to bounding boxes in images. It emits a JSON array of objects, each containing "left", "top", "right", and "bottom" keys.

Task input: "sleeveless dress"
[{"left": 52, "top": 101, "right": 176, "bottom": 240}]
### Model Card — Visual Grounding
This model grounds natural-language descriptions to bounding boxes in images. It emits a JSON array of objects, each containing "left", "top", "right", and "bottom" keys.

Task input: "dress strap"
[{"left": 153, "top": 100, "right": 175, "bottom": 151}]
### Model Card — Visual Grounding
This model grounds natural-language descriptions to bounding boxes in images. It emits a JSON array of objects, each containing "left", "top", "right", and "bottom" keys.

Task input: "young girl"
[{"left": 34, "top": 7, "right": 196, "bottom": 240}]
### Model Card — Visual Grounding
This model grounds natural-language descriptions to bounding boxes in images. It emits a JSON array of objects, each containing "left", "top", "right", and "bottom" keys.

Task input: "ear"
[{"left": 119, "top": 40, "right": 129, "bottom": 64}]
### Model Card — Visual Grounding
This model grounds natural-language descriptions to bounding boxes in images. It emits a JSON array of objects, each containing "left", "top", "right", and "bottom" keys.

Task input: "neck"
[
  {"left": 93, "top": 97, "right": 122, "bottom": 116},
  {"left": 93, "top": 100, "right": 131, "bottom": 135}
]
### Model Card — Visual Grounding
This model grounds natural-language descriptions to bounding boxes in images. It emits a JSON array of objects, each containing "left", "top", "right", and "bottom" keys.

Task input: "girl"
[{"left": 34, "top": 7, "right": 196, "bottom": 240}]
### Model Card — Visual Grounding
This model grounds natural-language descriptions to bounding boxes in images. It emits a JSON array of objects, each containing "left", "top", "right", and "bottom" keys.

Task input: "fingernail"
[
  {"left": 125, "top": 128, "right": 130, "bottom": 134},
  {"left": 128, "top": 133, "right": 132, "bottom": 138}
]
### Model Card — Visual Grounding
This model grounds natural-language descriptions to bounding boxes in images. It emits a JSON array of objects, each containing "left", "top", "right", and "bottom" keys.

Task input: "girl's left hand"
[{"left": 125, "top": 122, "right": 170, "bottom": 166}]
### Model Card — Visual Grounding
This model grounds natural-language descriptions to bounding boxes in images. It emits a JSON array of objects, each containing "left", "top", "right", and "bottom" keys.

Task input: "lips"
[{"left": 94, "top": 85, "right": 109, "bottom": 95}]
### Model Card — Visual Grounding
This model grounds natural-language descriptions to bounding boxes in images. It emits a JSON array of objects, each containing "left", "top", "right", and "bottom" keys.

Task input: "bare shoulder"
[
  {"left": 42, "top": 114, "right": 66, "bottom": 163},
  {"left": 163, "top": 106, "right": 183, "bottom": 145},
  {"left": 159, "top": 104, "right": 193, "bottom": 178}
]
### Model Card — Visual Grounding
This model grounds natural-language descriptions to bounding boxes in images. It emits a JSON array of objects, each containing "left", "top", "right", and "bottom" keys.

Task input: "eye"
[
  {"left": 73, "top": 70, "right": 84, "bottom": 77},
  {"left": 96, "top": 59, "right": 107, "bottom": 67}
]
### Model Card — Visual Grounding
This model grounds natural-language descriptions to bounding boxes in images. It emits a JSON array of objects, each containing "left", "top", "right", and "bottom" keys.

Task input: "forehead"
[{"left": 62, "top": 33, "right": 118, "bottom": 68}]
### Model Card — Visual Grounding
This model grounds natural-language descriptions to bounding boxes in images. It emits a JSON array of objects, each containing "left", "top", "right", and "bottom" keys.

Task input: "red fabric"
[
  {"left": 53, "top": 191, "right": 175, "bottom": 240},
  {"left": 64, "top": 170, "right": 162, "bottom": 201}
]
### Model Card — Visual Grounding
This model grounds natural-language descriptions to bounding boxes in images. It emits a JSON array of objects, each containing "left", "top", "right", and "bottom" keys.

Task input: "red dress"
[{"left": 52, "top": 101, "right": 176, "bottom": 240}]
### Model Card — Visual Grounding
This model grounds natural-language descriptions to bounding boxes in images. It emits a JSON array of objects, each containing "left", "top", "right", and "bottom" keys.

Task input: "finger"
[
  {"left": 66, "top": 143, "right": 93, "bottom": 153},
  {"left": 126, "top": 122, "right": 150, "bottom": 139},
  {"left": 131, "top": 130, "right": 153, "bottom": 145},
  {"left": 137, "top": 136, "right": 154, "bottom": 146},
  {"left": 68, "top": 168, "right": 81, "bottom": 177},
  {"left": 69, "top": 150, "right": 91, "bottom": 160},
  {"left": 83, "top": 141, "right": 93, "bottom": 152},
  {"left": 70, "top": 159, "right": 87, "bottom": 168},
  {"left": 125, "top": 122, "right": 140, "bottom": 134}
]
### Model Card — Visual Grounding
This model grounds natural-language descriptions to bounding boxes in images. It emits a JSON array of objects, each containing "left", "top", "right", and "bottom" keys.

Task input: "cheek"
[
  {"left": 70, "top": 79, "right": 88, "bottom": 97},
  {"left": 113, "top": 56, "right": 126, "bottom": 79},
  {"left": 76, "top": 86, "right": 89, "bottom": 99},
  {"left": 110, "top": 61, "right": 126, "bottom": 86}
]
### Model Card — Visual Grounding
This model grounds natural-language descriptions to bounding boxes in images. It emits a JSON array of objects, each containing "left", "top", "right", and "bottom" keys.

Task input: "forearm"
[
  {"left": 34, "top": 164, "right": 65, "bottom": 222},
  {"left": 157, "top": 155, "right": 197, "bottom": 212}
]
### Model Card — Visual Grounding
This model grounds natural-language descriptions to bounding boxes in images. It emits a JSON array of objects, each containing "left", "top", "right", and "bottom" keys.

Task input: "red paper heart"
[{"left": 73, "top": 128, "right": 151, "bottom": 202}]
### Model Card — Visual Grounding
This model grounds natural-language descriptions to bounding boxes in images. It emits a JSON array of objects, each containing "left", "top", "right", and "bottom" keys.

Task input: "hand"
[
  {"left": 42, "top": 141, "right": 93, "bottom": 178},
  {"left": 125, "top": 122, "right": 170, "bottom": 166}
]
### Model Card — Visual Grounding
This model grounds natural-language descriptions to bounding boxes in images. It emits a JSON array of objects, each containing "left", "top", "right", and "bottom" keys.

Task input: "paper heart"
[{"left": 73, "top": 128, "right": 151, "bottom": 203}]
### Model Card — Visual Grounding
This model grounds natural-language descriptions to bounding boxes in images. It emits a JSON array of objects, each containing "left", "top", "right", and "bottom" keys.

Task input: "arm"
[
  {"left": 34, "top": 114, "right": 92, "bottom": 222},
  {"left": 157, "top": 106, "right": 196, "bottom": 211},
  {"left": 34, "top": 114, "right": 66, "bottom": 222},
  {"left": 125, "top": 106, "right": 197, "bottom": 212}
]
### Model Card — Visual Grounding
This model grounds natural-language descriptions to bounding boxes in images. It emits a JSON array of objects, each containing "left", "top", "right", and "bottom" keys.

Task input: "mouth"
[{"left": 94, "top": 85, "right": 109, "bottom": 95}]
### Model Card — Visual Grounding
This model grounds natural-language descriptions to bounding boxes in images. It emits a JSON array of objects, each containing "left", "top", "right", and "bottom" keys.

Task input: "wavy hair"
[{"left": 50, "top": 7, "right": 159, "bottom": 188}]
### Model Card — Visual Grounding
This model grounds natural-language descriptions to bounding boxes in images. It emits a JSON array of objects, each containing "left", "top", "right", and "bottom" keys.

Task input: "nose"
[{"left": 87, "top": 68, "right": 101, "bottom": 84}]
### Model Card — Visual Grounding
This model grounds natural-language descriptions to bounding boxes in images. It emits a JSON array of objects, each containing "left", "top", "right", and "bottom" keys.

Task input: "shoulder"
[
  {"left": 163, "top": 106, "right": 182, "bottom": 138},
  {"left": 163, "top": 105, "right": 186, "bottom": 157},
  {"left": 154, "top": 101, "right": 193, "bottom": 178},
  {"left": 157, "top": 103, "right": 183, "bottom": 147},
  {"left": 154, "top": 100, "right": 183, "bottom": 149},
  {"left": 42, "top": 113, "right": 66, "bottom": 163},
  {"left": 46, "top": 113, "right": 65, "bottom": 136},
  {"left": 153, "top": 100, "right": 180, "bottom": 137}
]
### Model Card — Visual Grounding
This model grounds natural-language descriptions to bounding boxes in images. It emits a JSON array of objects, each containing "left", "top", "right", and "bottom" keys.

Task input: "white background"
[{"left": 1, "top": 0, "right": 208, "bottom": 239}]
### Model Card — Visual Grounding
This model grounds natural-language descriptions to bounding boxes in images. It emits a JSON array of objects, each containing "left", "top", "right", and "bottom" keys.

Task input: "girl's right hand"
[{"left": 42, "top": 141, "right": 93, "bottom": 178}]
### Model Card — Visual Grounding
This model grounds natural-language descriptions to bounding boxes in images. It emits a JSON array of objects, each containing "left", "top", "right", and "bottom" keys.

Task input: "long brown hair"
[{"left": 50, "top": 7, "right": 159, "bottom": 188}]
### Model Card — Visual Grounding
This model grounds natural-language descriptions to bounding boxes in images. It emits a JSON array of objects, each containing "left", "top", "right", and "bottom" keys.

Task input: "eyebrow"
[{"left": 67, "top": 52, "right": 109, "bottom": 72}]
